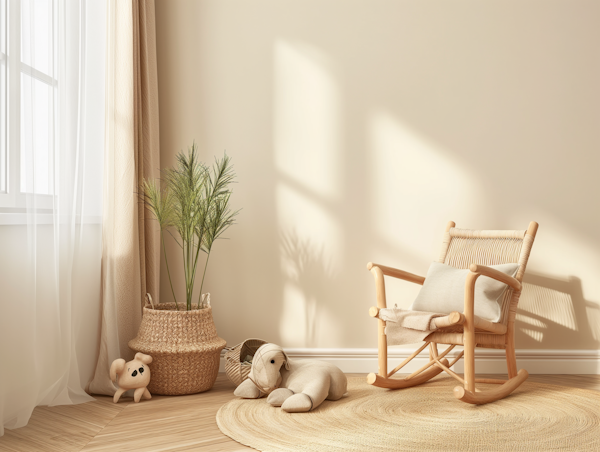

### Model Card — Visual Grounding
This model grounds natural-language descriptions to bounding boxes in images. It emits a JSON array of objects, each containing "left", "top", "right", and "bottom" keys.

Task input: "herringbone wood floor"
[{"left": 1, "top": 374, "right": 599, "bottom": 451}]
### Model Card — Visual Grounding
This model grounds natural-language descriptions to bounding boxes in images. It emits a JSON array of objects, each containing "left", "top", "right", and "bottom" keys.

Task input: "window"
[
  {"left": 0, "top": 0, "right": 56, "bottom": 209},
  {"left": 1, "top": 0, "right": 7, "bottom": 195}
]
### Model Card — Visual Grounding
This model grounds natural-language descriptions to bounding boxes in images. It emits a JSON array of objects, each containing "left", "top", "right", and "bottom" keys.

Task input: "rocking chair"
[{"left": 367, "top": 221, "right": 538, "bottom": 404}]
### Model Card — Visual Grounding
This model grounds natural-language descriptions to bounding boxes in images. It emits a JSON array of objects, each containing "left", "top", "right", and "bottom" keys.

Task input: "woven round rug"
[{"left": 216, "top": 376, "right": 600, "bottom": 451}]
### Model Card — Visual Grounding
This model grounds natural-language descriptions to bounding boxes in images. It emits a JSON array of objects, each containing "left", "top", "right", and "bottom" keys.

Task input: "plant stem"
[
  {"left": 197, "top": 250, "right": 211, "bottom": 309},
  {"left": 183, "top": 237, "right": 190, "bottom": 310},
  {"left": 162, "top": 232, "right": 179, "bottom": 311},
  {"left": 186, "top": 227, "right": 196, "bottom": 310},
  {"left": 190, "top": 231, "right": 204, "bottom": 297},
  {"left": 186, "top": 234, "right": 194, "bottom": 310}
]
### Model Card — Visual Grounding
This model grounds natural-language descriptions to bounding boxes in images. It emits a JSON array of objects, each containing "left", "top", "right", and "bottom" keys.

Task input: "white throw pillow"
[{"left": 409, "top": 262, "right": 519, "bottom": 322}]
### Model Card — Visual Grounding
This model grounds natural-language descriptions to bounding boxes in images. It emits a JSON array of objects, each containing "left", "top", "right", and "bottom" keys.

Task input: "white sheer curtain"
[{"left": 0, "top": 0, "right": 105, "bottom": 435}]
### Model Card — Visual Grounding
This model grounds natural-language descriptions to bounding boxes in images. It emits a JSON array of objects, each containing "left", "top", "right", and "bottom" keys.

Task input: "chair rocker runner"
[{"left": 366, "top": 221, "right": 538, "bottom": 405}]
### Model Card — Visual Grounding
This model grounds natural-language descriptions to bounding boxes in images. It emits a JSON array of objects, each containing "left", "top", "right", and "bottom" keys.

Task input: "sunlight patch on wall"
[
  {"left": 586, "top": 304, "right": 600, "bottom": 342},
  {"left": 279, "top": 282, "right": 317, "bottom": 346},
  {"left": 279, "top": 230, "right": 334, "bottom": 285},
  {"left": 515, "top": 312, "right": 546, "bottom": 342},
  {"left": 276, "top": 185, "right": 342, "bottom": 270},
  {"left": 367, "top": 111, "right": 481, "bottom": 258},
  {"left": 278, "top": 230, "right": 345, "bottom": 348},
  {"left": 519, "top": 328, "right": 544, "bottom": 343},
  {"left": 519, "top": 282, "right": 577, "bottom": 331},
  {"left": 273, "top": 40, "right": 343, "bottom": 347},
  {"left": 278, "top": 280, "right": 343, "bottom": 348},
  {"left": 275, "top": 187, "right": 342, "bottom": 345},
  {"left": 517, "top": 211, "right": 600, "bottom": 306},
  {"left": 273, "top": 40, "right": 341, "bottom": 200}
]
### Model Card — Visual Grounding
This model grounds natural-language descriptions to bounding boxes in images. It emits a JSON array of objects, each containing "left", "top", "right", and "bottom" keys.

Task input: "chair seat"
[
  {"left": 434, "top": 324, "right": 506, "bottom": 335},
  {"left": 426, "top": 330, "right": 507, "bottom": 349},
  {"left": 376, "top": 307, "right": 508, "bottom": 341}
]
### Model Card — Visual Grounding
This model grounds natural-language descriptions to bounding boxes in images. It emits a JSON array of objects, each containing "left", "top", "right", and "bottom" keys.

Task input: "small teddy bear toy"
[{"left": 110, "top": 352, "right": 153, "bottom": 403}]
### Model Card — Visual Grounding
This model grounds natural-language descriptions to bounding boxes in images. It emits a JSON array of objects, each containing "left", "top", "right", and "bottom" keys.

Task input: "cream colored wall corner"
[{"left": 154, "top": 0, "right": 600, "bottom": 370}]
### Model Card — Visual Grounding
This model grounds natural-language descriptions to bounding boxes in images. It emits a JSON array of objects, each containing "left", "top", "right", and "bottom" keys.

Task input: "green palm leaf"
[{"left": 139, "top": 142, "right": 238, "bottom": 310}]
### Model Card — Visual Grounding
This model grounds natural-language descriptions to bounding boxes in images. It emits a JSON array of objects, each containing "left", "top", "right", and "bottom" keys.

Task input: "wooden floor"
[{"left": 1, "top": 373, "right": 599, "bottom": 452}]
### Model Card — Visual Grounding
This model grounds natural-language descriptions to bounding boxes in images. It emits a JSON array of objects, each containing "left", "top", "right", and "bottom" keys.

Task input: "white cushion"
[{"left": 409, "top": 262, "right": 519, "bottom": 322}]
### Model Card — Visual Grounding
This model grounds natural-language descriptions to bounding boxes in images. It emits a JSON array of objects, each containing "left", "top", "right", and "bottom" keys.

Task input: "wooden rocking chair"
[{"left": 367, "top": 221, "right": 538, "bottom": 404}]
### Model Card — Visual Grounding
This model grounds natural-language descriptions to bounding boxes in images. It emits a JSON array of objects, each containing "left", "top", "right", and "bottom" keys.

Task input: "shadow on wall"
[
  {"left": 516, "top": 273, "right": 600, "bottom": 350},
  {"left": 154, "top": 0, "right": 600, "bottom": 349},
  {"left": 278, "top": 230, "right": 345, "bottom": 348}
]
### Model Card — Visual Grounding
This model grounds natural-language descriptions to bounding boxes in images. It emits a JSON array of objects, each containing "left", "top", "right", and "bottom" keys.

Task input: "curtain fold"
[
  {"left": 0, "top": 0, "right": 106, "bottom": 436},
  {"left": 87, "top": 0, "right": 160, "bottom": 396},
  {"left": 134, "top": 0, "right": 160, "bottom": 307}
]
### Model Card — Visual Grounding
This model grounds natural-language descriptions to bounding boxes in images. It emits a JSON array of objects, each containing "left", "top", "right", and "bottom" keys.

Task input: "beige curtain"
[{"left": 88, "top": 0, "right": 160, "bottom": 396}]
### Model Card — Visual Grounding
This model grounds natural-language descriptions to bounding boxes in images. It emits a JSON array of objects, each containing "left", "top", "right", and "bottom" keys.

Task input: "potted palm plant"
[{"left": 129, "top": 142, "right": 238, "bottom": 395}]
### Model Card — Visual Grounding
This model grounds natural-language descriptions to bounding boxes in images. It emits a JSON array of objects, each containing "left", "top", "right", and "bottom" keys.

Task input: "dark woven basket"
[
  {"left": 224, "top": 338, "right": 268, "bottom": 386},
  {"left": 128, "top": 302, "right": 226, "bottom": 395}
]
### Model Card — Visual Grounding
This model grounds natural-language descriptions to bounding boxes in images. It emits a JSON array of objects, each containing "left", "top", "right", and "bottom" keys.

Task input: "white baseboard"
[{"left": 220, "top": 348, "right": 600, "bottom": 374}]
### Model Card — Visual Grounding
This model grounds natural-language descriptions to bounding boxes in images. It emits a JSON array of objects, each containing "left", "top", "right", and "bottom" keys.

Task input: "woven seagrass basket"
[
  {"left": 128, "top": 301, "right": 226, "bottom": 396},
  {"left": 224, "top": 338, "right": 268, "bottom": 386}
]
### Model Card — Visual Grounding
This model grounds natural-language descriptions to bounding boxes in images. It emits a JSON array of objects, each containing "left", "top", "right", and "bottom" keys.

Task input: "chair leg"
[
  {"left": 506, "top": 346, "right": 518, "bottom": 379},
  {"left": 463, "top": 335, "right": 476, "bottom": 393},
  {"left": 429, "top": 342, "right": 438, "bottom": 360},
  {"left": 505, "top": 327, "right": 518, "bottom": 379},
  {"left": 463, "top": 274, "right": 477, "bottom": 393},
  {"left": 378, "top": 318, "right": 387, "bottom": 377},
  {"left": 369, "top": 265, "right": 388, "bottom": 378},
  {"left": 455, "top": 325, "right": 529, "bottom": 405}
]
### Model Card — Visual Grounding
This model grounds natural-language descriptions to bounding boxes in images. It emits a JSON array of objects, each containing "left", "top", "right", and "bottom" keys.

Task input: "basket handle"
[
  {"left": 224, "top": 338, "right": 268, "bottom": 354},
  {"left": 145, "top": 293, "right": 155, "bottom": 309},
  {"left": 223, "top": 342, "right": 243, "bottom": 353}
]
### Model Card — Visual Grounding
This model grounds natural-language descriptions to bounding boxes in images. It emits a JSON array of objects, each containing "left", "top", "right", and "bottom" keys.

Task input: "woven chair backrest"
[{"left": 437, "top": 226, "right": 536, "bottom": 325}]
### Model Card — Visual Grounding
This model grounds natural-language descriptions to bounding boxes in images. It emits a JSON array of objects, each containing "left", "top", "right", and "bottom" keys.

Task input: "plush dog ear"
[
  {"left": 110, "top": 358, "right": 126, "bottom": 382},
  {"left": 135, "top": 352, "right": 153, "bottom": 365},
  {"left": 282, "top": 350, "right": 290, "bottom": 370}
]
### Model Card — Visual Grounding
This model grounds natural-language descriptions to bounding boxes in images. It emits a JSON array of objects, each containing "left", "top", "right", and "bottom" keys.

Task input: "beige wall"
[{"left": 155, "top": 0, "right": 600, "bottom": 351}]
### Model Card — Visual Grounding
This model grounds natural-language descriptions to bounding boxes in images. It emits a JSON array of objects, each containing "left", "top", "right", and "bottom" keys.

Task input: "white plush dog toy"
[
  {"left": 234, "top": 343, "right": 347, "bottom": 413},
  {"left": 110, "top": 352, "right": 153, "bottom": 403}
]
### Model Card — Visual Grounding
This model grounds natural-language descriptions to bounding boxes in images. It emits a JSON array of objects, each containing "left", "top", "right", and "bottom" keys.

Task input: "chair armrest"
[
  {"left": 463, "top": 264, "right": 517, "bottom": 335},
  {"left": 369, "top": 306, "right": 505, "bottom": 333},
  {"left": 367, "top": 262, "right": 426, "bottom": 285},
  {"left": 469, "top": 264, "right": 522, "bottom": 292},
  {"left": 370, "top": 307, "right": 465, "bottom": 327}
]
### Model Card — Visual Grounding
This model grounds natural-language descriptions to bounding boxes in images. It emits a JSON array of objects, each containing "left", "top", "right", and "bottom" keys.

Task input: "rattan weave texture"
[
  {"left": 217, "top": 376, "right": 600, "bottom": 452},
  {"left": 129, "top": 303, "right": 226, "bottom": 395},
  {"left": 438, "top": 227, "right": 532, "bottom": 326}
]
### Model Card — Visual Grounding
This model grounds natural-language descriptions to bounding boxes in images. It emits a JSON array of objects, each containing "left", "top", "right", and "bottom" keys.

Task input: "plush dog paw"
[
  {"left": 267, "top": 388, "right": 294, "bottom": 407},
  {"left": 234, "top": 379, "right": 263, "bottom": 399},
  {"left": 281, "top": 393, "right": 313, "bottom": 413}
]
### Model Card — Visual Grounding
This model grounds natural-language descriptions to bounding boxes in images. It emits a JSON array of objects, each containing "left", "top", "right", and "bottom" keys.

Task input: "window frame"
[
  {"left": 0, "top": 0, "right": 8, "bottom": 198},
  {"left": 0, "top": 0, "right": 56, "bottom": 210}
]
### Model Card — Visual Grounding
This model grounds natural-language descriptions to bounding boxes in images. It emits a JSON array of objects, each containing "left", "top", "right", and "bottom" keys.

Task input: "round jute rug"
[{"left": 216, "top": 376, "right": 600, "bottom": 451}]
